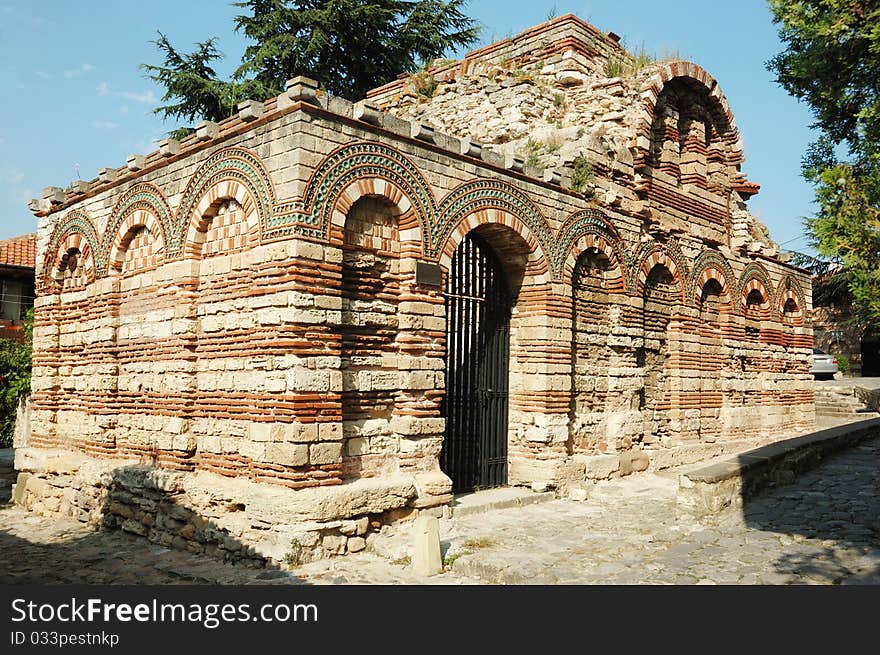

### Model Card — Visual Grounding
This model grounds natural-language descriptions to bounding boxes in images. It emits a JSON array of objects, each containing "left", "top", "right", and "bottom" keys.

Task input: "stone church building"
[{"left": 15, "top": 15, "right": 814, "bottom": 563}]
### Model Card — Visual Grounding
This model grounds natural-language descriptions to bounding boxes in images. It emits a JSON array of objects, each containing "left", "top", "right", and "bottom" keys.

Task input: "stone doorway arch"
[{"left": 441, "top": 229, "right": 520, "bottom": 492}]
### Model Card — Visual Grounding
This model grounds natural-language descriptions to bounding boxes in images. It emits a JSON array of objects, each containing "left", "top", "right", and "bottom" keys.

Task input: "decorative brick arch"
[
  {"left": 437, "top": 208, "right": 551, "bottom": 285},
  {"left": 183, "top": 179, "right": 262, "bottom": 257},
  {"left": 277, "top": 140, "right": 436, "bottom": 246},
  {"left": 103, "top": 183, "right": 171, "bottom": 275},
  {"left": 633, "top": 241, "right": 689, "bottom": 303},
  {"left": 556, "top": 209, "right": 629, "bottom": 292},
  {"left": 737, "top": 262, "right": 774, "bottom": 311},
  {"left": 328, "top": 177, "right": 424, "bottom": 255},
  {"left": 434, "top": 178, "right": 554, "bottom": 275},
  {"left": 773, "top": 274, "right": 806, "bottom": 319},
  {"left": 97, "top": 182, "right": 174, "bottom": 276},
  {"left": 691, "top": 250, "right": 734, "bottom": 308},
  {"left": 176, "top": 146, "right": 274, "bottom": 256},
  {"left": 632, "top": 61, "right": 744, "bottom": 172},
  {"left": 742, "top": 278, "right": 770, "bottom": 304},
  {"left": 107, "top": 210, "right": 166, "bottom": 275},
  {"left": 43, "top": 210, "right": 100, "bottom": 288}
]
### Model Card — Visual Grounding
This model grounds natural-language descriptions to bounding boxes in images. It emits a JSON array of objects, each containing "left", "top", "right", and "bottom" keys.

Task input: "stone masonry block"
[
  {"left": 583, "top": 454, "right": 621, "bottom": 480},
  {"left": 126, "top": 154, "right": 146, "bottom": 171},
  {"left": 195, "top": 121, "right": 220, "bottom": 141},
  {"left": 619, "top": 449, "right": 650, "bottom": 476},
  {"left": 238, "top": 99, "right": 265, "bottom": 122},
  {"left": 309, "top": 442, "right": 343, "bottom": 466},
  {"left": 265, "top": 443, "right": 309, "bottom": 467}
]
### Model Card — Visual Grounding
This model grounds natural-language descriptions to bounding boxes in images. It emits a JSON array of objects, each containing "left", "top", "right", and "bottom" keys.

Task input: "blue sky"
[{"left": 0, "top": 0, "right": 818, "bottom": 254}]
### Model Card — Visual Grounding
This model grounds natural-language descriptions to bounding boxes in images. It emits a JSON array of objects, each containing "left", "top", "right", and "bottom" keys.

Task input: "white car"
[{"left": 811, "top": 348, "right": 839, "bottom": 380}]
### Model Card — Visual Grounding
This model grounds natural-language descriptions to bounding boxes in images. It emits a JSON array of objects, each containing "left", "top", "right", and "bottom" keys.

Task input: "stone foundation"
[{"left": 12, "top": 447, "right": 441, "bottom": 565}]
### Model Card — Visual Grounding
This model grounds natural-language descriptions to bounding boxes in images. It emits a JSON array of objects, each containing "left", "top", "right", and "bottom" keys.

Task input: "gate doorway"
[{"left": 441, "top": 232, "right": 511, "bottom": 492}]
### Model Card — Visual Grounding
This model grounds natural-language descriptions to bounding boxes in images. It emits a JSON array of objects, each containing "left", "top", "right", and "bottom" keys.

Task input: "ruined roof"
[
  {"left": 367, "top": 13, "right": 776, "bottom": 255},
  {"left": 30, "top": 14, "right": 779, "bottom": 258},
  {"left": 0, "top": 233, "right": 37, "bottom": 269},
  {"left": 367, "top": 14, "right": 744, "bottom": 174}
]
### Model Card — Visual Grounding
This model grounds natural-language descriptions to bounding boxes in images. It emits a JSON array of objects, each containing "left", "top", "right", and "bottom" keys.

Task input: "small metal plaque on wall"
[{"left": 415, "top": 261, "right": 442, "bottom": 286}]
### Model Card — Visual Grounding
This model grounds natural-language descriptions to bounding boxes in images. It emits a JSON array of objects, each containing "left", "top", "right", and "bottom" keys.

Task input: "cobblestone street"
[{"left": 2, "top": 436, "right": 879, "bottom": 585}]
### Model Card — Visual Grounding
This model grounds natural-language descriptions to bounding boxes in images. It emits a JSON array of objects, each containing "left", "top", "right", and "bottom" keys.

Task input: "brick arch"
[
  {"left": 742, "top": 280, "right": 771, "bottom": 312},
  {"left": 99, "top": 182, "right": 173, "bottom": 275},
  {"left": 434, "top": 178, "right": 554, "bottom": 275},
  {"left": 293, "top": 140, "right": 436, "bottom": 248},
  {"left": 106, "top": 207, "right": 167, "bottom": 274},
  {"left": 328, "top": 177, "right": 424, "bottom": 256},
  {"left": 633, "top": 242, "right": 689, "bottom": 303},
  {"left": 772, "top": 274, "right": 806, "bottom": 317},
  {"left": 437, "top": 208, "right": 551, "bottom": 285},
  {"left": 632, "top": 61, "right": 744, "bottom": 173},
  {"left": 564, "top": 235, "right": 627, "bottom": 294},
  {"left": 556, "top": 209, "right": 629, "bottom": 292},
  {"left": 691, "top": 250, "right": 734, "bottom": 308},
  {"left": 43, "top": 210, "right": 100, "bottom": 288},
  {"left": 53, "top": 233, "right": 97, "bottom": 291},
  {"left": 779, "top": 291, "right": 804, "bottom": 329},
  {"left": 737, "top": 262, "right": 774, "bottom": 311},
  {"left": 182, "top": 179, "right": 262, "bottom": 257},
  {"left": 176, "top": 146, "right": 274, "bottom": 256}
]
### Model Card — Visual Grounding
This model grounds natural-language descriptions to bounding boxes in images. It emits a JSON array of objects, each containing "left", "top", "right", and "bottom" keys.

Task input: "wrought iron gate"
[{"left": 441, "top": 233, "right": 511, "bottom": 492}]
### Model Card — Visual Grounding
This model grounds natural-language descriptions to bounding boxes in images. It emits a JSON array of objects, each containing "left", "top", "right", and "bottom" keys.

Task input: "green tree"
[
  {"left": 0, "top": 309, "right": 33, "bottom": 447},
  {"left": 141, "top": 34, "right": 267, "bottom": 139},
  {"left": 143, "top": 0, "right": 480, "bottom": 136},
  {"left": 767, "top": 0, "right": 880, "bottom": 327}
]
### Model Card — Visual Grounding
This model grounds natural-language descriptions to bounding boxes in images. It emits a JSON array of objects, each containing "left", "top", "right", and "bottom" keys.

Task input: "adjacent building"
[{"left": 0, "top": 234, "right": 36, "bottom": 341}]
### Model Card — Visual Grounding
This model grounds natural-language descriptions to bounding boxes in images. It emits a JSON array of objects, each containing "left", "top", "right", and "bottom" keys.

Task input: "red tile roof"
[{"left": 0, "top": 233, "right": 37, "bottom": 269}]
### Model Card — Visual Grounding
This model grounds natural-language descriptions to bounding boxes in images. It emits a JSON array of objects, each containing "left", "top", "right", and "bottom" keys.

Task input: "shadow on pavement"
[
  {"left": 2, "top": 463, "right": 308, "bottom": 585},
  {"left": 739, "top": 437, "right": 880, "bottom": 584}
]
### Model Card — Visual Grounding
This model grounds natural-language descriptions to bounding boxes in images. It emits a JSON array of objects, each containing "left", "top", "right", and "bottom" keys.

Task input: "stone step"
[
  {"left": 816, "top": 405, "right": 868, "bottom": 413},
  {"left": 815, "top": 410, "right": 865, "bottom": 416},
  {"left": 815, "top": 398, "right": 872, "bottom": 407},
  {"left": 448, "top": 487, "right": 555, "bottom": 518},
  {"left": 817, "top": 410, "right": 880, "bottom": 418}
]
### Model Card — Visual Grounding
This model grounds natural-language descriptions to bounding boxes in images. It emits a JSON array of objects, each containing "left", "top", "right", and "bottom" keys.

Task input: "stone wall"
[
  {"left": 16, "top": 14, "right": 814, "bottom": 563},
  {"left": 13, "top": 447, "right": 418, "bottom": 565}
]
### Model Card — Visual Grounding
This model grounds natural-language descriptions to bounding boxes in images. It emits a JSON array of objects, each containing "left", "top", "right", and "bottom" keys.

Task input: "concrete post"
[{"left": 412, "top": 514, "right": 442, "bottom": 576}]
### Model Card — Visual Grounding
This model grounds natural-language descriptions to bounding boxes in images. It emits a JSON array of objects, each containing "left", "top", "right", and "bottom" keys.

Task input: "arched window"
[
  {"left": 201, "top": 198, "right": 249, "bottom": 258},
  {"left": 118, "top": 225, "right": 159, "bottom": 276},
  {"left": 745, "top": 288, "right": 764, "bottom": 337},
  {"left": 700, "top": 278, "right": 723, "bottom": 323},
  {"left": 56, "top": 247, "right": 87, "bottom": 290},
  {"left": 640, "top": 264, "right": 680, "bottom": 445},
  {"left": 648, "top": 77, "right": 734, "bottom": 195},
  {"left": 570, "top": 248, "right": 614, "bottom": 453},
  {"left": 340, "top": 196, "right": 401, "bottom": 478}
]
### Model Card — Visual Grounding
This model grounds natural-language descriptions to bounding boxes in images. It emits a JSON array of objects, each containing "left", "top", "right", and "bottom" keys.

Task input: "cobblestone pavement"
[{"left": 2, "top": 436, "right": 879, "bottom": 585}]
